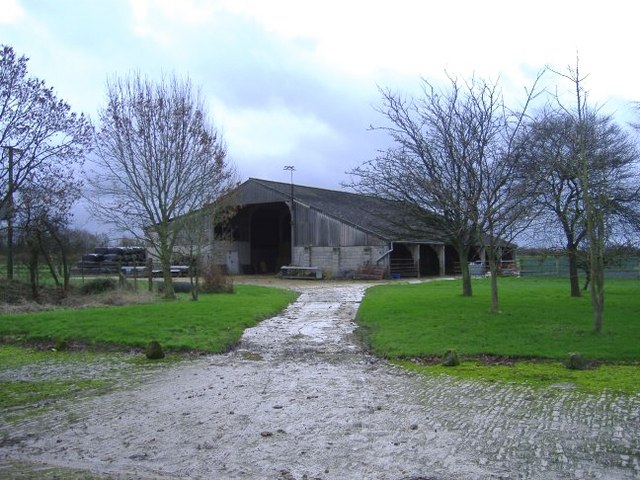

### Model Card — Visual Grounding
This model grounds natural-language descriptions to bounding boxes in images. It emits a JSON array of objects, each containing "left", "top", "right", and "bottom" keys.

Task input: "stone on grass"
[
  {"left": 441, "top": 349, "right": 460, "bottom": 367},
  {"left": 565, "top": 352, "right": 588, "bottom": 370},
  {"left": 145, "top": 340, "right": 165, "bottom": 360}
]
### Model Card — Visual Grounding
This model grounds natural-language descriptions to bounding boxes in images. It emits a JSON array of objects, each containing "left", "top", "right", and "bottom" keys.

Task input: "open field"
[{"left": 2, "top": 276, "right": 639, "bottom": 401}]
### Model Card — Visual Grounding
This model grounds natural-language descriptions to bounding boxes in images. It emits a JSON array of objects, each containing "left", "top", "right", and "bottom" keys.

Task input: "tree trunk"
[
  {"left": 488, "top": 252, "right": 499, "bottom": 313},
  {"left": 189, "top": 255, "right": 199, "bottom": 301},
  {"left": 591, "top": 265, "right": 605, "bottom": 333},
  {"left": 28, "top": 243, "right": 39, "bottom": 301},
  {"left": 147, "top": 258, "right": 154, "bottom": 293},
  {"left": 159, "top": 241, "right": 176, "bottom": 300},
  {"left": 457, "top": 246, "right": 473, "bottom": 297},
  {"left": 590, "top": 216, "right": 606, "bottom": 334},
  {"left": 37, "top": 232, "right": 63, "bottom": 295},
  {"left": 567, "top": 246, "right": 582, "bottom": 297},
  {"left": 582, "top": 267, "right": 591, "bottom": 291},
  {"left": 161, "top": 257, "right": 175, "bottom": 300},
  {"left": 156, "top": 227, "right": 176, "bottom": 300},
  {"left": 49, "top": 226, "right": 71, "bottom": 297}
]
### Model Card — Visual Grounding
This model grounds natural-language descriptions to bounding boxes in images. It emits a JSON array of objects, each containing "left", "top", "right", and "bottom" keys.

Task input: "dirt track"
[{"left": 1, "top": 279, "right": 639, "bottom": 479}]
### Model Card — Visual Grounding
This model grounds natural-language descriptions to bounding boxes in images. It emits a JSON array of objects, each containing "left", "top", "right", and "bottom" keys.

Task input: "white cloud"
[
  {"left": 216, "top": 0, "right": 639, "bottom": 105},
  {"left": 213, "top": 100, "right": 341, "bottom": 161},
  {"left": 0, "top": 0, "right": 24, "bottom": 23},
  {"left": 128, "top": 0, "right": 221, "bottom": 46}
]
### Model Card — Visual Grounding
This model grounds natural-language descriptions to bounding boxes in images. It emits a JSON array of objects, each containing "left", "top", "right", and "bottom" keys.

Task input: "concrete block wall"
[
  {"left": 210, "top": 241, "right": 250, "bottom": 271},
  {"left": 292, "top": 245, "right": 390, "bottom": 278}
]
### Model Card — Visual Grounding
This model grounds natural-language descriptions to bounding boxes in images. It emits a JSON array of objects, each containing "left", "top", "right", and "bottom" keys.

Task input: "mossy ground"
[{"left": 396, "top": 359, "right": 640, "bottom": 395}]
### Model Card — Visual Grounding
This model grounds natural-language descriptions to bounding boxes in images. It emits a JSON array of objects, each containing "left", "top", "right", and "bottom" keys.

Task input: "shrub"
[
  {"left": 201, "top": 265, "right": 234, "bottom": 294},
  {"left": 79, "top": 278, "right": 118, "bottom": 295}
]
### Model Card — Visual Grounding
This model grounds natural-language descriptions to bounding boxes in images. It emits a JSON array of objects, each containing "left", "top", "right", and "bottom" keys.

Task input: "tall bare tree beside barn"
[
  {"left": 349, "top": 74, "right": 541, "bottom": 302},
  {"left": 89, "top": 72, "right": 236, "bottom": 299}
]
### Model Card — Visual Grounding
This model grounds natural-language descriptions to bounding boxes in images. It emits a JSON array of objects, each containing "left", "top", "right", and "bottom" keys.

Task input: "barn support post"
[
  {"left": 409, "top": 244, "right": 420, "bottom": 278},
  {"left": 437, "top": 244, "right": 446, "bottom": 276}
]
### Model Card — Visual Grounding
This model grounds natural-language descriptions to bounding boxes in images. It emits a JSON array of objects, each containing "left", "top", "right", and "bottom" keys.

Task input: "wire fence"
[{"left": 518, "top": 255, "right": 640, "bottom": 279}]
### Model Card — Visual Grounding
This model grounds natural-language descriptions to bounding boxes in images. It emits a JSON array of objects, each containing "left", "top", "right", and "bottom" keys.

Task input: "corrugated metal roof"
[{"left": 227, "top": 178, "right": 443, "bottom": 243}]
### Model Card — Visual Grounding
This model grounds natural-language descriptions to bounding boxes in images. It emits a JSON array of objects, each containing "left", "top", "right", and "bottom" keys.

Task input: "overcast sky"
[{"left": 2, "top": 0, "right": 639, "bottom": 231}]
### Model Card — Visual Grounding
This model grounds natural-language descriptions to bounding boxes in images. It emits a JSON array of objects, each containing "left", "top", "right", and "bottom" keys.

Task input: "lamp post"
[{"left": 283, "top": 165, "right": 295, "bottom": 254}]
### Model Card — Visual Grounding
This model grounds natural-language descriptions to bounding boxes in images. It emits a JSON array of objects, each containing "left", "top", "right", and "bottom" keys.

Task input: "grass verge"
[
  {"left": 356, "top": 278, "right": 640, "bottom": 394},
  {"left": 395, "top": 360, "right": 640, "bottom": 395},
  {"left": 0, "top": 285, "right": 298, "bottom": 353}
]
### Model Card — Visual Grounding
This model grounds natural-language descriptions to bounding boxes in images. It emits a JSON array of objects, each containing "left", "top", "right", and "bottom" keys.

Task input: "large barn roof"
[{"left": 228, "top": 178, "right": 443, "bottom": 244}]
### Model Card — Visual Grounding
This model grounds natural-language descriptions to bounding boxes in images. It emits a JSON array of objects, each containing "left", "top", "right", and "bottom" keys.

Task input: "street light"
[
  {"left": 283, "top": 165, "right": 295, "bottom": 250},
  {"left": 283, "top": 165, "right": 295, "bottom": 184}
]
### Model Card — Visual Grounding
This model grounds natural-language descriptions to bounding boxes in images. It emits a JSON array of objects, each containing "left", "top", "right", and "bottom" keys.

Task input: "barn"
[{"left": 208, "top": 178, "right": 465, "bottom": 279}]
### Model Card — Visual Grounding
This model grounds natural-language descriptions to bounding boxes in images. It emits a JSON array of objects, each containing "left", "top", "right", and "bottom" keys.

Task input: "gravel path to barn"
[{"left": 1, "top": 280, "right": 639, "bottom": 479}]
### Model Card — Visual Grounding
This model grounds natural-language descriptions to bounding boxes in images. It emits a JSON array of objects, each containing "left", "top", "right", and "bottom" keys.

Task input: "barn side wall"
[
  {"left": 209, "top": 242, "right": 391, "bottom": 278},
  {"left": 291, "top": 245, "right": 390, "bottom": 278}
]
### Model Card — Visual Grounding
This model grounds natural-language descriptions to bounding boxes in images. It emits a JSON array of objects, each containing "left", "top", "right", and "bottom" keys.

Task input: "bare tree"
[
  {"left": 173, "top": 207, "right": 213, "bottom": 301},
  {"left": 1, "top": 45, "right": 92, "bottom": 280},
  {"left": 16, "top": 172, "right": 82, "bottom": 298},
  {"left": 175, "top": 200, "right": 238, "bottom": 300},
  {"left": 89, "top": 72, "right": 236, "bottom": 299},
  {"left": 546, "top": 60, "right": 639, "bottom": 332},
  {"left": 474, "top": 75, "right": 545, "bottom": 313},
  {"left": 521, "top": 111, "right": 586, "bottom": 296},
  {"left": 525, "top": 108, "right": 638, "bottom": 301},
  {"left": 349, "top": 74, "right": 540, "bottom": 300}
]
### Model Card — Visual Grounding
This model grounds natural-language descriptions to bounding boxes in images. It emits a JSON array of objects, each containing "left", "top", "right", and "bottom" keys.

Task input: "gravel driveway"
[{"left": 1, "top": 280, "right": 639, "bottom": 479}]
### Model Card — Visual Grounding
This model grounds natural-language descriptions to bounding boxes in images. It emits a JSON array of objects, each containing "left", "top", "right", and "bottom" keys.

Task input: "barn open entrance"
[
  {"left": 390, "top": 242, "right": 448, "bottom": 278},
  {"left": 419, "top": 244, "right": 441, "bottom": 276},
  {"left": 390, "top": 244, "right": 417, "bottom": 277},
  {"left": 249, "top": 202, "right": 291, "bottom": 273}
]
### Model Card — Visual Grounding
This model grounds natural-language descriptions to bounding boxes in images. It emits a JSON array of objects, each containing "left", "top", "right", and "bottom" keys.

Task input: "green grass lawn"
[
  {"left": 0, "top": 285, "right": 298, "bottom": 353},
  {"left": 357, "top": 277, "right": 639, "bottom": 360},
  {"left": 357, "top": 278, "right": 640, "bottom": 393}
]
